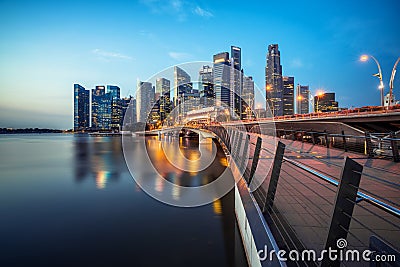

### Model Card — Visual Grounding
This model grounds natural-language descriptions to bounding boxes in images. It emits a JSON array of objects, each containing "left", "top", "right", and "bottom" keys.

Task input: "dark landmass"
[{"left": 0, "top": 128, "right": 72, "bottom": 134}]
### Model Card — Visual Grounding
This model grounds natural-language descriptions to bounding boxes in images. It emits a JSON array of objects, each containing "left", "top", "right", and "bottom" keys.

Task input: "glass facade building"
[
  {"left": 213, "top": 52, "right": 231, "bottom": 109},
  {"left": 199, "top": 65, "right": 214, "bottom": 108},
  {"left": 231, "top": 46, "right": 242, "bottom": 117},
  {"left": 73, "top": 84, "right": 90, "bottom": 131},
  {"left": 296, "top": 84, "right": 310, "bottom": 114},
  {"left": 314, "top": 93, "right": 339, "bottom": 113},
  {"left": 156, "top": 78, "right": 171, "bottom": 121},
  {"left": 107, "top": 85, "right": 122, "bottom": 130},
  {"left": 136, "top": 81, "right": 154, "bottom": 123},
  {"left": 265, "top": 44, "right": 283, "bottom": 117},
  {"left": 91, "top": 86, "right": 112, "bottom": 130},
  {"left": 282, "top": 76, "right": 294, "bottom": 116},
  {"left": 242, "top": 76, "right": 255, "bottom": 119}
]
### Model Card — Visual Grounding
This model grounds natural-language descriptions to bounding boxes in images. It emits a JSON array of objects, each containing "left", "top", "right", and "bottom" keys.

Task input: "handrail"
[{"left": 284, "top": 157, "right": 400, "bottom": 219}]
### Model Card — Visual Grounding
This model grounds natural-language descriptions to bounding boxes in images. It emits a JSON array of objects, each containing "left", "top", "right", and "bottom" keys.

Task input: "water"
[{"left": 0, "top": 134, "right": 247, "bottom": 267}]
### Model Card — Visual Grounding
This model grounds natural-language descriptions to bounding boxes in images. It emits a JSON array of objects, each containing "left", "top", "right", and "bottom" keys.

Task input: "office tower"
[
  {"left": 121, "top": 96, "right": 136, "bottom": 125},
  {"left": 73, "top": 84, "right": 90, "bottom": 131},
  {"left": 242, "top": 76, "right": 255, "bottom": 119},
  {"left": 296, "top": 84, "right": 310, "bottom": 114},
  {"left": 136, "top": 81, "right": 154, "bottom": 123},
  {"left": 314, "top": 92, "right": 339, "bottom": 112},
  {"left": 174, "top": 66, "right": 197, "bottom": 115},
  {"left": 265, "top": 44, "right": 283, "bottom": 116},
  {"left": 282, "top": 76, "right": 294, "bottom": 116},
  {"left": 230, "top": 46, "right": 242, "bottom": 117},
  {"left": 199, "top": 65, "right": 214, "bottom": 107},
  {"left": 91, "top": 86, "right": 111, "bottom": 130},
  {"left": 156, "top": 78, "right": 171, "bottom": 121},
  {"left": 107, "top": 85, "right": 122, "bottom": 130},
  {"left": 213, "top": 52, "right": 231, "bottom": 109}
]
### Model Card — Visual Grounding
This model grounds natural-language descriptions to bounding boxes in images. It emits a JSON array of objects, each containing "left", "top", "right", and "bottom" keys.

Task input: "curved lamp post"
[
  {"left": 360, "top": 55, "right": 384, "bottom": 106},
  {"left": 389, "top": 57, "right": 400, "bottom": 106}
]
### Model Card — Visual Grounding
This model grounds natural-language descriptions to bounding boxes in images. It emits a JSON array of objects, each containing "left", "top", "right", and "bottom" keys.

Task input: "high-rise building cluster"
[
  {"left": 74, "top": 43, "right": 341, "bottom": 131},
  {"left": 73, "top": 84, "right": 135, "bottom": 132},
  {"left": 265, "top": 44, "right": 339, "bottom": 116}
]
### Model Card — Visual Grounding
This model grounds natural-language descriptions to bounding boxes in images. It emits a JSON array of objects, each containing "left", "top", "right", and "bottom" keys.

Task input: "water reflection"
[
  {"left": 146, "top": 136, "right": 226, "bottom": 188},
  {"left": 73, "top": 135, "right": 126, "bottom": 189}
]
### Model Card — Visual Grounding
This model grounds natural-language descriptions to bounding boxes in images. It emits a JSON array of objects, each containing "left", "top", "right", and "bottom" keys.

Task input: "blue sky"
[{"left": 0, "top": 0, "right": 399, "bottom": 128}]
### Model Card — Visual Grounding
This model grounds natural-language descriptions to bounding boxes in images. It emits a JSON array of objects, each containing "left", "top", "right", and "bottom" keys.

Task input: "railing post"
[
  {"left": 240, "top": 134, "right": 250, "bottom": 174},
  {"left": 390, "top": 132, "right": 399, "bottom": 162},
  {"left": 248, "top": 136, "right": 262, "bottom": 185},
  {"left": 263, "top": 141, "right": 286, "bottom": 213},
  {"left": 342, "top": 130, "right": 348, "bottom": 152},
  {"left": 365, "top": 131, "right": 373, "bottom": 158},
  {"left": 321, "top": 157, "right": 363, "bottom": 267},
  {"left": 233, "top": 132, "right": 244, "bottom": 163}
]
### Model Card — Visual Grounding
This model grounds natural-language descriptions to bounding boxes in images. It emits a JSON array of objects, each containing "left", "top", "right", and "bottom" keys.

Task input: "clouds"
[
  {"left": 140, "top": 0, "right": 213, "bottom": 21},
  {"left": 91, "top": 49, "right": 133, "bottom": 61},
  {"left": 193, "top": 6, "right": 213, "bottom": 17},
  {"left": 290, "top": 58, "right": 304, "bottom": 68},
  {"left": 168, "top": 51, "right": 192, "bottom": 61}
]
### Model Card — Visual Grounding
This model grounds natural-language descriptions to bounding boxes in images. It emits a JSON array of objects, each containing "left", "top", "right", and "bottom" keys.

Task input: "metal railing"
[{"left": 203, "top": 125, "right": 400, "bottom": 267}]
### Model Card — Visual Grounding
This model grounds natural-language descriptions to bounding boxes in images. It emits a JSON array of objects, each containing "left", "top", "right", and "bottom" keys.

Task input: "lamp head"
[{"left": 360, "top": 55, "right": 369, "bottom": 62}]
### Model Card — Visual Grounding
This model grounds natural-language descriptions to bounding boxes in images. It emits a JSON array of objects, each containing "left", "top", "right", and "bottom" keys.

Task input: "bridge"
[{"left": 148, "top": 110, "right": 400, "bottom": 266}]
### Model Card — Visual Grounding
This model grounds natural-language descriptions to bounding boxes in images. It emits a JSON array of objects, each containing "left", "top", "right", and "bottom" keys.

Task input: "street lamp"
[
  {"left": 360, "top": 54, "right": 384, "bottom": 106},
  {"left": 389, "top": 57, "right": 400, "bottom": 106}
]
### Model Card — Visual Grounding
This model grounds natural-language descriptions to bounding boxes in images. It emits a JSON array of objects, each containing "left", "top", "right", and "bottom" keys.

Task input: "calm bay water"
[{"left": 0, "top": 134, "right": 247, "bottom": 267}]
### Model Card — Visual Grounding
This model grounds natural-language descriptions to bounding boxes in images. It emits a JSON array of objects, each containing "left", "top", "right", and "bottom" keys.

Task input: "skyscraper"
[
  {"left": 230, "top": 46, "right": 242, "bottom": 117},
  {"left": 314, "top": 93, "right": 338, "bottom": 113},
  {"left": 174, "top": 66, "right": 197, "bottom": 115},
  {"left": 242, "top": 76, "right": 255, "bottom": 119},
  {"left": 199, "top": 65, "right": 214, "bottom": 107},
  {"left": 296, "top": 84, "right": 310, "bottom": 114},
  {"left": 136, "top": 81, "right": 154, "bottom": 123},
  {"left": 265, "top": 44, "right": 283, "bottom": 117},
  {"left": 121, "top": 96, "right": 136, "bottom": 126},
  {"left": 282, "top": 76, "right": 294, "bottom": 116},
  {"left": 73, "top": 84, "right": 90, "bottom": 131},
  {"left": 156, "top": 78, "right": 171, "bottom": 121},
  {"left": 91, "top": 86, "right": 111, "bottom": 130},
  {"left": 213, "top": 52, "right": 231, "bottom": 108},
  {"left": 107, "top": 85, "right": 122, "bottom": 130}
]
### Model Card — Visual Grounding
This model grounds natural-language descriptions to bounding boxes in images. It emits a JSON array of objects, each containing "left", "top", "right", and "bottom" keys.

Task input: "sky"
[{"left": 0, "top": 0, "right": 399, "bottom": 129}]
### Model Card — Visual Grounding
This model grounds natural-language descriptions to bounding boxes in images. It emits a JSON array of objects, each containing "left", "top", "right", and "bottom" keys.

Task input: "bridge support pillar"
[
  {"left": 322, "top": 157, "right": 363, "bottom": 267},
  {"left": 365, "top": 132, "right": 374, "bottom": 158},
  {"left": 390, "top": 132, "right": 399, "bottom": 162},
  {"left": 342, "top": 130, "right": 348, "bottom": 152}
]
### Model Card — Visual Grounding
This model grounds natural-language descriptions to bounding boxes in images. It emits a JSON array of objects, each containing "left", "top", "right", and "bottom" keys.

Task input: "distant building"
[
  {"left": 242, "top": 76, "right": 255, "bottom": 119},
  {"left": 174, "top": 66, "right": 198, "bottom": 115},
  {"left": 296, "top": 84, "right": 310, "bottom": 114},
  {"left": 265, "top": 44, "right": 283, "bottom": 117},
  {"left": 213, "top": 52, "right": 231, "bottom": 109},
  {"left": 73, "top": 84, "right": 90, "bottom": 131},
  {"left": 92, "top": 86, "right": 112, "bottom": 130},
  {"left": 231, "top": 46, "right": 242, "bottom": 117},
  {"left": 199, "top": 65, "right": 214, "bottom": 107},
  {"left": 121, "top": 96, "right": 136, "bottom": 125},
  {"left": 282, "top": 76, "right": 294, "bottom": 116},
  {"left": 136, "top": 81, "right": 154, "bottom": 123},
  {"left": 384, "top": 93, "right": 399, "bottom": 106},
  {"left": 156, "top": 78, "right": 171, "bottom": 121},
  {"left": 107, "top": 85, "right": 122, "bottom": 130},
  {"left": 254, "top": 108, "right": 267, "bottom": 119},
  {"left": 314, "top": 92, "right": 339, "bottom": 112}
]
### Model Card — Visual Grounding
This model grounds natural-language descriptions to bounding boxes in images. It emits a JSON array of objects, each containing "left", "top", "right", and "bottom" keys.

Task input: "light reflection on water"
[{"left": 0, "top": 134, "right": 247, "bottom": 267}]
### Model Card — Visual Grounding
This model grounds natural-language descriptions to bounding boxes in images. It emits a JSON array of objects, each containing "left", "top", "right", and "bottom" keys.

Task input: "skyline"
[{"left": 1, "top": 0, "right": 399, "bottom": 129}]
